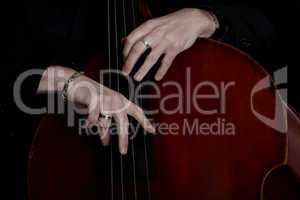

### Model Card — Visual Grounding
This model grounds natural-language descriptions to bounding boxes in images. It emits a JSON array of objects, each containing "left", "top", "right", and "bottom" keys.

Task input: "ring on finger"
[
  {"left": 99, "top": 114, "right": 112, "bottom": 128},
  {"left": 99, "top": 114, "right": 112, "bottom": 121},
  {"left": 141, "top": 39, "right": 151, "bottom": 49}
]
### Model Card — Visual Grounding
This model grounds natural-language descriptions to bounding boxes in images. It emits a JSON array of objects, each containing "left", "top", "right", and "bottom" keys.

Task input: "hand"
[
  {"left": 122, "top": 8, "right": 218, "bottom": 81},
  {"left": 38, "top": 66, "right": 155, "bottom": 154},
  {"left": 70, "top": 74, "right": 155, "bottom": 154}
]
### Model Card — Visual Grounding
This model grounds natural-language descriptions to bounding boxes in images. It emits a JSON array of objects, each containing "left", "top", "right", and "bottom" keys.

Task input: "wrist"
[
  {"left": 38, "top": 66, "right": 76, "bottom": 93},
  {"left": 195, "top": 9, "right": 219, "bottom": 38},
  {"left": 66, "top": 74, "right": 103, "bottom": 106},
  {"left": 54, "top": 66, "right": 78, "bottom": 92},
  {"left": 62, "top": 71, "right": 85, "bottom": 102}
]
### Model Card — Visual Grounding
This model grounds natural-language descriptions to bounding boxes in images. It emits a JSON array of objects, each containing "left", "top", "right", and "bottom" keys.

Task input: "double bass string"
[
  {"left": 112, "top": 0, "right": 125, "bottom": 199},
  {"left": 108, "top": 1, "right": 152, "bottom": 199},
  {"left": 106, "top": 0, "right": 114, "bottom": 199},
  {"left": 121, "top": 0, "right": 138, "bottom": 199},
  {"left": 131, "top": 0, "right": 152, "bottom": 199}
]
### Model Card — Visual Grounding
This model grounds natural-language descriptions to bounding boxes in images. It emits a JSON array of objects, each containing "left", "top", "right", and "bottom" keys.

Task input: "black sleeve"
[
  {"left": 148, "top": 0, "right": 279, "bottom": 71},
  {"left": 10, "top": 0, "right": 91, "bottom": 110},
  {"left": 1, "top": 0, "right": 47, "bottom": 109},
  {"left": 200, "top": 4, "right": 278, "bottom": 71}
]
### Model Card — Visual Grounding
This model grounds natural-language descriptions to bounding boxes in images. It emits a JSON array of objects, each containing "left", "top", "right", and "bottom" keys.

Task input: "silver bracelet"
[
  {"left": 209, "top": 12, "right": 220, "bottom": 31},
  {"left": 62, "top": 71, "right": 84, "bottom": 102}
]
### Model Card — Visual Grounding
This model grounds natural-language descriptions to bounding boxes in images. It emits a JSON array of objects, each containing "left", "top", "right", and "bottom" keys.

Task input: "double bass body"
[{"left": 28, "top": 39, "right": 300, "bottom": 200}]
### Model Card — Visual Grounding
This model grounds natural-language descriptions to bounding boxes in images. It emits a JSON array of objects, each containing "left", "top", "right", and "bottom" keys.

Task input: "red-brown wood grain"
[{"left": 28, "top": 39, "right": 300, "bottom": 200}]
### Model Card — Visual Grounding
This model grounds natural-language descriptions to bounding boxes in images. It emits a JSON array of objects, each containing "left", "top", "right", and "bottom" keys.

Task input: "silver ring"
[
  {"left": 142, "top": 39, "right": 151, "bottom": 49},
  {"left": 99, "top": 114, "right": 112, "bottom": 120}
]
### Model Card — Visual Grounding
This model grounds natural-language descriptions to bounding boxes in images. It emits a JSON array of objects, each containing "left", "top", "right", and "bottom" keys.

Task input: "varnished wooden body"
[{"left": 28, "top": 39, "right": 300, "bottom": 200}]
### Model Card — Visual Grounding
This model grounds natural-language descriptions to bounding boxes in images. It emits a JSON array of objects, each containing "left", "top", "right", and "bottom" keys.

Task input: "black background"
[{"left": 1, "top": 0, "right": 299, "bottom": 200}]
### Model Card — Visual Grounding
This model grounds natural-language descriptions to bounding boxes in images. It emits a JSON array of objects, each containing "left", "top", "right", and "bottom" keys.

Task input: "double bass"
[{"left": 28, "top": 0, "right": 300, "bottom": 199}]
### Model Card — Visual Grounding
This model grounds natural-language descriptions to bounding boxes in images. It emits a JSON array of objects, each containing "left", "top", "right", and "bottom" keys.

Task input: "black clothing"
[
  {"left": 5, "top": 0, "right": 285, "bottom": 135},
  {"left": 2, "top": 0, "right": 299, "bottom": 200},
  {"left": 149, "top": 0, "right": 278, "bottom": 67},
  {"left": 11, "top": 0, "right": 280, "bottom": 104}
]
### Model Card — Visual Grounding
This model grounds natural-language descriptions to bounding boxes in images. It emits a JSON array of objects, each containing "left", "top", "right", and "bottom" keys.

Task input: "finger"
[
  {"left": 81, "top": 119, "right": 90, "bottom": 129},
  {"left": 123, "top": 20, "right": 156, "bottom": 58},
  {"left": 114, "top": 112, "right": 129, "bottom": 154},
  {"left": 155, "top": 51, "right": 178, "bottom": 81},
  {"left": 123, "top": 41, "right": 148, "bottom": 75},
  {"left": 99, "top": 127, "right": 110, "bottom": 146},
  {"left": 134, "top": 45, "right": 166, "bottom": 81},
  {"left": 127, "top": 102, "right": 155, "bottom": 134},
  {"left": 87, "top": 105, "right": 101, "bottom": 125},
  {"left": 98, "top": 117, "right": 111, "bottom": 146}
]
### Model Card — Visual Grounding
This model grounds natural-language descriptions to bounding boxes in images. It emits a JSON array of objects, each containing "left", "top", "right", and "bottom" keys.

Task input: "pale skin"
[
  {"left": 37, "top": 8, "right": 218, "bottom": 154},
  {"left": 123, "top": 8, "right": 218, "bottom": 81},
  {"left": 38, "top": 66, "right": 155, "bottom": 154}
]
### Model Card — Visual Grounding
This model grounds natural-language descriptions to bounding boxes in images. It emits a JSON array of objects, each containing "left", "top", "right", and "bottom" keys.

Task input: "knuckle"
[
  {"left": 163, "top": 57, "right": 172, "bottom": 66},
  {"left": 132, "top": 44, "right": 141, "bottom": 54},
  {"left": 110, "top": 91, "right": 119, "bottom": 99},
  {"left": 163, "top": 34, "right": 182, "bottom": 49},
  {"left": 145, "top": 19, "right": 155, "bottom": 27},
  {"left": 170, "top": 42, "right": 184, "bottom": 51},
  {"left": 110, "top": 92, "right": 122, "bottom": 105},
  {"left": 152, "top": 28, "right": 164, "bottom": 38},
  {"left": 164, "top": 33, "right": 176, "bottom": 43},
  {"left": 126, "top": 35, "right": 134, "bottom": 44},
  {"left": 147, "top": 54, "right": 157, "bottom": 63}
]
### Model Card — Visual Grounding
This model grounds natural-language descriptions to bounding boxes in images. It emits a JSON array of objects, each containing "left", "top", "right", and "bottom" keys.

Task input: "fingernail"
[
  {"left": 149, "top": 125, "right": 156, "bottom": 133},
  {"left": 121, "top": 37, "right": 125, "bottom": 43},
  {"left": 121, "top": 147, "right": 127, "bottom": 155},
  {"left": 134, "top": 75, "right": 142, "bottom": 81},
  {"left": 154, "top": 75, "right": 161, "bottom": 81},
  {"left": 146, "top": 121, "right": 156, "bottom": 133},
  {"left": 102, "top": 141, "right": 109, "bottom": 146},
  {"left": 122, "top": 68, "right": 129, "bottom": 75},
  {"left": 102, "top": 138, "right": 110, "bottom": 146}
]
